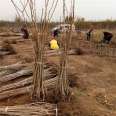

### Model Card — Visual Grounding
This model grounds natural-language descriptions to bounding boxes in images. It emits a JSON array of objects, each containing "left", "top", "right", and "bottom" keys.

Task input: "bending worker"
[
  {"left": 86, "top": 28, "right": 93, "bottom": 41},
  {"left": 103, "top": 32, "right": 113, "bottom": 44},
  {"left": 49, "top": 38, "right": 59, "bottom": 50}
]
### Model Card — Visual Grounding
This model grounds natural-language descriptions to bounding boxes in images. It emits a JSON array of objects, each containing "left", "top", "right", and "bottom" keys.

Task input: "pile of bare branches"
[
  {"left": 0, "top": 62, "right": 58, "bottom": 101},
  {"left": 0, "top": 32, "right": 21, "bottom": 37},
  {"left": 0, "top": 40, "right": 16, "bottom": 56},
  {"left": 0, "top": 102, "right": 56, "bottom": 116},
  {"left": 93, "top": 42, "right": 116, "bottom": 57}
]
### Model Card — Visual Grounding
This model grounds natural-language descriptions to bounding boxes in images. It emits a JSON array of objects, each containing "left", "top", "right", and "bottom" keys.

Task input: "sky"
[{"left": 0, "top": 0, "right": 115, "bottom": 21}]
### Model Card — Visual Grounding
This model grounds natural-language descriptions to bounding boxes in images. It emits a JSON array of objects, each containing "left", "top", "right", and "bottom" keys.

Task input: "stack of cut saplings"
[
  {"left": 0, "top": 40, "right": 16, "bottom": 57},
  {"left": 0, "top": 32, "right": 21, "bottom": 37},
  {"left": 0, "top": 102, "right": 56, "bottom": 116},
  {"left": 0, "top": 62, "right": 58, "bottom": 116}
]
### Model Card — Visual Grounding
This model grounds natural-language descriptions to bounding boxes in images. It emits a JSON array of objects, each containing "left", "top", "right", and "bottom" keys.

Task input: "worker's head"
[
  {"left": 51, "top": 33, "right": 56, "bottom": 39},
  {"left": 53, "top": 29, "right": 59, "bottom": 38}
]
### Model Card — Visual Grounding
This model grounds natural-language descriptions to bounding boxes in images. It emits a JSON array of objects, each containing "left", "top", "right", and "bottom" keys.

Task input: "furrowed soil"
[{"left": 0, "top": 33, "right": 116, "bottom": 116}]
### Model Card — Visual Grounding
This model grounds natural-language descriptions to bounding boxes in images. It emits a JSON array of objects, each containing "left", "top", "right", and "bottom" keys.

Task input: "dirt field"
[{"left": 0, "top": 31, "right": 116, "bottom": 116}]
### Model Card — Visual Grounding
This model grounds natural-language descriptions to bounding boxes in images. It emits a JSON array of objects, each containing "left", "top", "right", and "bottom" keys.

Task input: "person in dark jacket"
[
  {"left": 86, "top": 28, "right": 93, "bottom": 41},
  {"left": 102, "top": 32, "right": 113, "bottom": 44},
  {"left": 21, "top": 25, "right": 29, "bottom": 39}
]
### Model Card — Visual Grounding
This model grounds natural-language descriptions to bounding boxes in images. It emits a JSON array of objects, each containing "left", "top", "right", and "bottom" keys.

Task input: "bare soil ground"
[{"left": 0, "top": 33, "right": 116, "bottom": 116}]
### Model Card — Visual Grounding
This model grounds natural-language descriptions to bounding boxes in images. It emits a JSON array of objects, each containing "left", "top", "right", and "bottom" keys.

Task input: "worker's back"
[
  {"left": 103, "top": 32, "right": 113, "bottom": 44},
  {"left": 50, "top": 39, "right": 59, "bottom": 50}
]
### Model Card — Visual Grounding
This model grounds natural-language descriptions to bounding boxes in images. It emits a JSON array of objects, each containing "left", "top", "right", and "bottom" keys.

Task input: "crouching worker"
[
  {"left": 21, "top": 24, "right": 29, "bottom": 39},
  {"left": 49, "top": 38, "right": 59, "bottom": 50}
]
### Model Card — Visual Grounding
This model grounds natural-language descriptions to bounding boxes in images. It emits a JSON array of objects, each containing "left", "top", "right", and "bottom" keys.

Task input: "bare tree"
[
  {"left": 56, "top": 0, "right": 75, "bottom": 101},
  {"left": 11, "top": 0, "right": 59, "bottom": 101}
]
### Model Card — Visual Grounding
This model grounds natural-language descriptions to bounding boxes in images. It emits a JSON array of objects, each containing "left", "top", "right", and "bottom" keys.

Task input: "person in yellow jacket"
[{"left": 49, "top": 38, "right": 59, "bottom": 50}]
